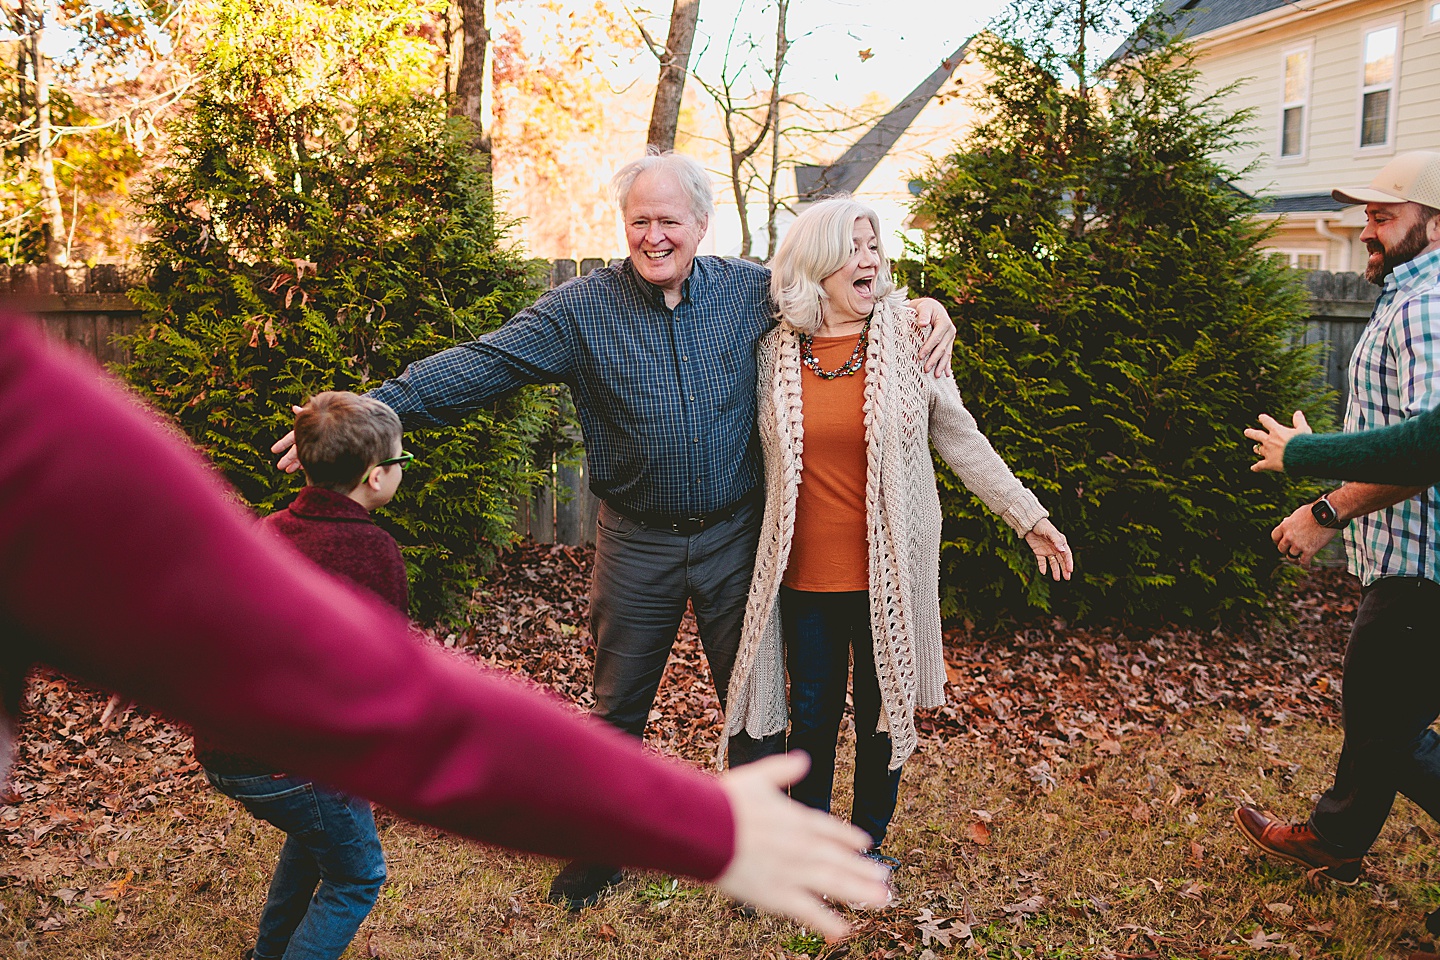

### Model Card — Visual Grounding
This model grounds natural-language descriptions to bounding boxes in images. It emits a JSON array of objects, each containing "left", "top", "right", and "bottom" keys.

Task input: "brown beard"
[{"left": 1366, "top": 217, "right": 1433, "bottom": 283}]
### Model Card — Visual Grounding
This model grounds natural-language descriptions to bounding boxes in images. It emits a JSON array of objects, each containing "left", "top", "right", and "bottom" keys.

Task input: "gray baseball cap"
[{"left": 1333, "top": 151, "right": 1440, "bottom": 207}]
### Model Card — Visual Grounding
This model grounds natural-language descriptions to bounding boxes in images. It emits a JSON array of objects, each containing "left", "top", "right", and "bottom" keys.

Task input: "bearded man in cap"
[{"left": 1235, "top": 151, "right": 1440, "bottom": 895}]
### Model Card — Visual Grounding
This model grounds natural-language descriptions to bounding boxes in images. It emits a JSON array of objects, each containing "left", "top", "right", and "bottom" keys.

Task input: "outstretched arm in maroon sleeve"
[{"left": 0, "top": 315, "right": 887, "bottom": 937}]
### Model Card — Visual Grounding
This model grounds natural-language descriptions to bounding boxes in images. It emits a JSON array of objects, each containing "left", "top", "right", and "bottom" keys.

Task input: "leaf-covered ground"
[{"left": 3, "top": 545, "right": 1437, "bottom": 958}]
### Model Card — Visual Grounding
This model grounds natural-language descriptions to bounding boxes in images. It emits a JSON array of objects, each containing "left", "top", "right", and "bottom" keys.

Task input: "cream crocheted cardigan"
[{"left": 720, "top": 293, "right": 1049, "bottom": 770}]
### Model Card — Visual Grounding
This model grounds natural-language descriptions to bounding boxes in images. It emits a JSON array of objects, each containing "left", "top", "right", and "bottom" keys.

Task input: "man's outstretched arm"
[{"left": 273, "top": 297, "right": 577, "bottom": 472}]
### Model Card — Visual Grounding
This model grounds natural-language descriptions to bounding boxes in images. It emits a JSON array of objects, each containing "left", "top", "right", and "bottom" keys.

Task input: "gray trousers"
[{"left": 589, "top": 499, "right": 782, "bottom": 765}]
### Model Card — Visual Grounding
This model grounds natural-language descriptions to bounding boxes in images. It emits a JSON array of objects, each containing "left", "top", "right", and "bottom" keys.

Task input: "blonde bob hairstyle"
[{"left": 769, "top": 195, "right": 896, "bottom": 335}]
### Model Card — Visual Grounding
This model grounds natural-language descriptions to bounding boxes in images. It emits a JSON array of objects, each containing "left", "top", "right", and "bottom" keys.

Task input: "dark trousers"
[
  {"left": 1310, "top": 576, "right": 1440, "bottom": 855},
  {"left": 590, "top": 499, "right": 782, "bottom": 765},
  {"left": 781, "top": 586, "right": 903, "bottom": 847}
]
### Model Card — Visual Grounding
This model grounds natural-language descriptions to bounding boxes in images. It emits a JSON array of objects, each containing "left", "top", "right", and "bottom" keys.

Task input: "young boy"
[{"left": 195, "top": 392, "right": 410, "bottom": 960}]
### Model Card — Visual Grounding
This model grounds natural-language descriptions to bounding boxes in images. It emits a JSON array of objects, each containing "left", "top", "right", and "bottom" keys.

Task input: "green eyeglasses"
[{"left": 375, "top": 450, "right": 415, "bottom": 471}]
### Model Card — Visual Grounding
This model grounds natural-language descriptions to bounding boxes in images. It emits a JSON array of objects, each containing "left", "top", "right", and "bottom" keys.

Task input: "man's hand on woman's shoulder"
[{"left": 904, "top": 297, "right": 956, "bottom": 378}]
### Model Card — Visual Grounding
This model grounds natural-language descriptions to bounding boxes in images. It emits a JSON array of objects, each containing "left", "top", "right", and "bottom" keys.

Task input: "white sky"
[{"left": 682, "top": 0, "right": 1011, "bottom": 107}]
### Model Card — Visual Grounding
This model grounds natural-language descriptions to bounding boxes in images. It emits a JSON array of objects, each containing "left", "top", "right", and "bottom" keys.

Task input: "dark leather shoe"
[
  {"left": 1233, "top": 806, "right": 1362, "bottom": 884},
  {"left": 547, "top": 861, "right": 623, "bottom": 911}
]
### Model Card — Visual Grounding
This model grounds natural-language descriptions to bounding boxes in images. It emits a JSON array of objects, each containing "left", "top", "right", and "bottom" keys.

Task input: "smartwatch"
[{"left": 1311, "top": 494, "right": 1346, "bottom": 529}]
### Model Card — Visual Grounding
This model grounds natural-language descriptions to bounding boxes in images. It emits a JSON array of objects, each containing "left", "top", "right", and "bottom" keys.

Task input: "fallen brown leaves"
[
  {"left": 917, "top": 568, "right": 1355, "bottom": 775},
  {"left": 456, "top": 542, "right": 726, "bottom": 763},
  {"left": 0, "top": 547, "right": 1374, "bottom": 955}
]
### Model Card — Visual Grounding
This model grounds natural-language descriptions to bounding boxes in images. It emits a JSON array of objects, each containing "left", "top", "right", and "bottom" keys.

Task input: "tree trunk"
[
  {"left": 646, "top": 0, "right": 700, "bottom": 152},
  {"left": 31, "top": 0, "right": 67, "bottom": 265},
  {"left": 731, "top": 150, "right": 751, "bottom": 259},
  {"left": 452, "top": 0, "right": 489, "bottom": 151},
  {"left": 1068, "top": 0, "right": 1089, "bottom": 240},
  {"left": 764, "top": 0, "right": 788, "bottom": 258},
  {"left": 14, "top": 2, "right": 28, "bottom": 163}
]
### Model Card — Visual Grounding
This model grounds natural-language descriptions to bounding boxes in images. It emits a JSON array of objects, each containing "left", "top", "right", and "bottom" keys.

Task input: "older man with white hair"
[
  {"left": 1236, "top": 152, "right": 1440, "bottom": 911},
  {"left": 272, "top": 152, "right": 956, "bottom": 910}
]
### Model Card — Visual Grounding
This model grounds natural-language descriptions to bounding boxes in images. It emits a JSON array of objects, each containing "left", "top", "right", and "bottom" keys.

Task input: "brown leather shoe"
[{"left": 1233, "top": 806, "right": 1363, "bottom": 884}]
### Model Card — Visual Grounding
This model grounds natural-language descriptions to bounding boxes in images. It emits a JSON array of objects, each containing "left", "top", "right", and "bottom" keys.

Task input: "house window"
[
  {"left": 1273, "top": 250, "right": 1327, "bottom": 271},
  {"left": 1427, "top": 3, "right": 1440, "bottom": 34},
  {"left": 1280, "top": 45, "right": 1312, "bottom": 158},
  {"left": 1359, "top": 24, "right": 1399, "bottom": 148}
]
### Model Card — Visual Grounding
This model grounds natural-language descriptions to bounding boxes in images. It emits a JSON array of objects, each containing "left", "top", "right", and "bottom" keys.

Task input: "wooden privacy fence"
[
  {"left": 10, "top": 263, "right": 1381, "bottom": 547},
  {"left": 4, "top": 263, "right": 146, "bottom": 366}
]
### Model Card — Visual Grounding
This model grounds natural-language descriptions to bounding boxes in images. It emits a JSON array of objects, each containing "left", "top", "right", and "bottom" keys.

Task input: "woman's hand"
[
  {"left": 1244, "top": 410, "right": 1311, "bottom": 473},
  {"left": 1025, "top": 518, "right": 1073, "bottom": 581}
]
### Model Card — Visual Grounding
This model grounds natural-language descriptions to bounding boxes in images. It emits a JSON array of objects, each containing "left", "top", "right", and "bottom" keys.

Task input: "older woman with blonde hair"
[{"left": 722, "top": 196, "right": 1073, "bottom": 868}]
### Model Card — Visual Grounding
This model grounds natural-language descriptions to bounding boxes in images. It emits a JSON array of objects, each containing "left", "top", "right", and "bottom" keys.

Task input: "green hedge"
[
  {"left": 121, "top": 92, "right": 565, "bottom": 621},
  {"left": 902, "top": 33, "right": 1331, "bottom": 624}
]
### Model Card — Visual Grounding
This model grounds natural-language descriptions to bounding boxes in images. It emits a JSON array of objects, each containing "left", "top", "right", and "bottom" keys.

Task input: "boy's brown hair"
[{"left": 294, "top": 392, "right": 402, "bottom": 493}]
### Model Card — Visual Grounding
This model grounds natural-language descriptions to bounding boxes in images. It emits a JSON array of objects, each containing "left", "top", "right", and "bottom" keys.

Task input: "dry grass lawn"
[{"left": 4, "top": 708, "right": 1439, "bottom": 959}]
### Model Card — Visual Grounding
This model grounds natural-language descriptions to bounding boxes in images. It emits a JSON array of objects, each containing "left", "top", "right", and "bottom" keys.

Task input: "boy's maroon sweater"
[
  {"left": 193, "top": 487, "right": 409, "bottom": 772},
  {"left": 0, "top": 315, "right": 733, "bottom": 881},
  {"left": 263, "top": 488, "right": 409, "bottom": 615}
]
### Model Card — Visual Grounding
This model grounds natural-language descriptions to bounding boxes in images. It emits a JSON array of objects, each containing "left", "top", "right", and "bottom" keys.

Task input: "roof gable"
[
  {"left": 1164, "top": 0, "right": 1291, "bottom": 38},
  {"left": 1107, "top": 0, "right": 1290, "bottom": 62},
  {"left": 795, "top": 38, "right": 974, "bottom": 200}
]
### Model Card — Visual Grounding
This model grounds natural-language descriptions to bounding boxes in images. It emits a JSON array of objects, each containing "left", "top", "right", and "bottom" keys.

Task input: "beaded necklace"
[{"left": 799, "top": 316, "right": 871, "bottom": 380}]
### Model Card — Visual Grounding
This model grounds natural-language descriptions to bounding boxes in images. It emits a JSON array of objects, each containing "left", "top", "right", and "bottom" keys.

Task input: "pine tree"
[
  {"left": 121, "top": 0, "right": 562, "bottom": 619},
  {"left": 905, "top": 11, "right": 1330, "bottom": 623}
]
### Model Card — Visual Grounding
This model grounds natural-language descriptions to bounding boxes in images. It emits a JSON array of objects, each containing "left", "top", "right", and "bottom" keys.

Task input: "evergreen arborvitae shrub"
[
  {"left": 121, "top": 91, "right": 560, "bottom": 621},
  {"left": 903, "top": 32, "right": 1331, "bottom": 624}
]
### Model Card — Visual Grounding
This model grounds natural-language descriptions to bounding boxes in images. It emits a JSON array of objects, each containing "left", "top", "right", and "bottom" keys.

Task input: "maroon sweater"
[
  {"left": 194, "top": 488, "right": 409, "bottom": 772},
  {"left": 0, "top": 315, "right": 733, "bottom": 880},
  {"left": 262, "top": 488, "right": 408, "bottom": 614}
]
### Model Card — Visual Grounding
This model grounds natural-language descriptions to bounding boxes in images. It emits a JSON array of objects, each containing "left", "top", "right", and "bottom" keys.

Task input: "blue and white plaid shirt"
[
  {"left": 369, "top": 256, "right": 774, "bottom": 517},
  {"left": 1343, "top": 245, "right": 1440, "bottom": 585}
]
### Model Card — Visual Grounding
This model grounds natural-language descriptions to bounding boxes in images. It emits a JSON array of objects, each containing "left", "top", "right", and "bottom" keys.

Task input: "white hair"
[
  {"left": 611, "top": 151, "right": 714, "bottom": 224},
  {"left": 769, "top": 195, "right": 896, "bottom": 335}
]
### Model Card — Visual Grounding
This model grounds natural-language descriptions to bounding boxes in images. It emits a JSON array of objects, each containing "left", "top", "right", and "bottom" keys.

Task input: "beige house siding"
[{"left": 1187, "top": 0, "right": 1440, "bottom": 271}]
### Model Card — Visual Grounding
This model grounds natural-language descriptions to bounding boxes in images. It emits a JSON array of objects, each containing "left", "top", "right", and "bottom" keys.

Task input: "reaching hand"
[
  {"left": 907, "top": 298, "right": 956, "bottom": 378},
  {"left": 1244, "top": 410, "right": 1311, "bottom": 473},
  {"left": 272, "top": 404, "right": 305, "bottom": 473},
  {"left": 715, "top": 753, "right": 891, "bottom": 939},
  {"left": 1025, "top": 518, "right": 1074, "bottom": 581}
]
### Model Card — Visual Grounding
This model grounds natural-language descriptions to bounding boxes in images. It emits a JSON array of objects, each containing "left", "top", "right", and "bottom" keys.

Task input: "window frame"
[
  {"left": 1425, "top": 2, "right": 1440, "bottom": 36},
  {"left": 1354, "top": 16, "right": 1403, "bottom": 155},
  {"left": 1277, "top": 39, "right": 1315, "bottom": 163},
  {"left": 1271, "top": 249, "right": 1329, "bottom": 272}
]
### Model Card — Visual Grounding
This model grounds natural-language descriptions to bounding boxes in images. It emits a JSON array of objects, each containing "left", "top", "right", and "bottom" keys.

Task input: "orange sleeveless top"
[{"left": 782, "top": 332, "right": 869, "bottom": 592}]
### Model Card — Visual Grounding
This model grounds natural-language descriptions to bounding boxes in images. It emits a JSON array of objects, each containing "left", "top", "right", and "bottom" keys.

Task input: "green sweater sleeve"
[{"left": 1283, "top": 404, "right": 1440, "bottom": 484}]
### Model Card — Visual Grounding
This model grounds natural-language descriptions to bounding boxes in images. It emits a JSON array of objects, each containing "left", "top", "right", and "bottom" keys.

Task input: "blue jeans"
[
  {"left": 781, "top": 587, "right": 903, "bottom": 847},
  {"left": 205, "top": 771, "right": 386, "bottom": 960}
]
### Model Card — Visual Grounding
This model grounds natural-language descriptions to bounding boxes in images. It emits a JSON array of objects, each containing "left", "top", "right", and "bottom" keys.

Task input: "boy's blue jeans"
[
  {"left": 205, "top": 771, "right": 386, "bottom": 960},
  {"left": 780, "top": 586, "right": 903, "bottom": 847}
]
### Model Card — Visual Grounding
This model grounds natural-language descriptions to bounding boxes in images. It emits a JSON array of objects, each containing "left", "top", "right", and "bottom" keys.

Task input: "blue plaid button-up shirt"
[
  {"left": 369, "top": 256, "right": 774, "bottom": 516},
  {"left": 1343, "top": 245, "right": 1440, "bottom": 585}
]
